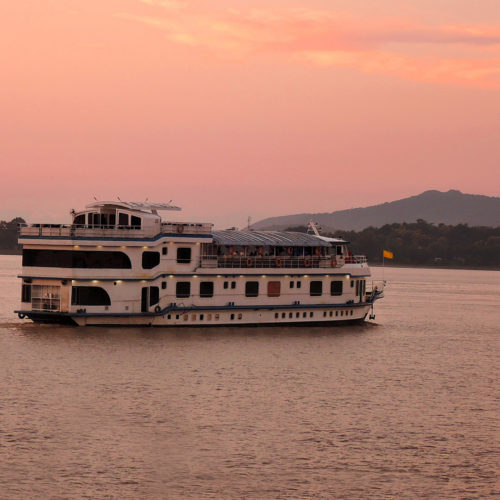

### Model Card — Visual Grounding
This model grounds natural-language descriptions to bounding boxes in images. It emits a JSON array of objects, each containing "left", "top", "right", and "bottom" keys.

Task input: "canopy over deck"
[
  {"left": 212, "top": 230, "right": 346, "bottom": 247},
  {"left": 85, "top": 201, "right": 181, "bottom": 212}
]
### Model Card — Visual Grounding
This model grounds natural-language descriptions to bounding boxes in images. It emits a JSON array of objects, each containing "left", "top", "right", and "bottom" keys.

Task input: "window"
[
  {"left": 21, "top": 284, "right": 32, "bottom": 303},
  {"left": 309, "top": 311, "right": 314, "bottom": 318},
  {"left": 323, "top": 311, "right": 327, "bottom": 317},
  {"left": 296, "top": 312, "right": 300, "bottom": 318},
  {"left": 176, "top": 281, "right": 190, "bottom": 298},
  {"left": 162, "top": 247, "right": 168, "bottom": 256},
  {"left": 275, "top": 313, "right": 279, "bottom": 319},
  {"left": 350, "top": 280, "right": 354, "bottom": 288},
  {"left": 200, "top": 314, "right": 204, "bottom": 320},
  {"left": 230, "top": 313, "right": 235, "bottom": 320},
  {"left": 118, "top": 213, "right": 129, "bottom": 226},
  {"left": 149, "top": 286, "right": 159, "bottom": 306},
  {"left": 282, "top": 312, "right": 286, "bottom": 318},
  {"left": 238, "top": 313, "right": 242, "bottom": 319},
  {"left": 297, "top": 281, "right": 301, "bottom": 289},
  {"left": 310, "top": 281, "right": 323, "bottom": 296},
  {"left": 23, "top": 249, "right": 131, "bottom": 269},
  {"left": 303, "top": 312, "right": 307, "bottom": 318},
  {"left": 131, "top": 215, "right": 141, "bottom": 228},
  {"left": 161, "top": 281, "right": 167, "bottom": 290},
  {"left": 356, "top": 280, "right": 360, "bottom": 296},
  {"left": 289, "top": 312, "right": 293, "bottom": 318},
  {"left": 224, "top": 281, "right": 229, "bottom": 289},
  {"left": 73, "top": 214, "right": 85, "bottom": 225},
  {"left": 71, "top": 287, "right": 111, "bottom": 306},
  {"left": 200, "top": 281, "right": 214, "bottom": 297},
  {"left": 177, "top": 247, "right": 191, "bottom": 263},
  {"left": 245, "top": 281, "right": 259, "bottom": 297},
  {"left": 290, "top": 281, "right": 294, "bottom": 288},
  {"left": 267, "top": 281, "right": 281, "bottom": 297},
  {"left": 331, "top": 281, "right": 343, "bottom": 296},
  {"left": 231, "top": 281, "right": 236, "bottom": 289},
  {"left": 336, "top": 311, "right": 338, "bottom": 317},
  {"left": 142, "top": 251, "right": 160, "bottom": 269}
]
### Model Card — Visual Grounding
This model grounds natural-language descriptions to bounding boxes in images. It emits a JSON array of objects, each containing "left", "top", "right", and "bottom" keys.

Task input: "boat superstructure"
[{"left": 15, "top": 201, "right": 384, "bottom": 326}]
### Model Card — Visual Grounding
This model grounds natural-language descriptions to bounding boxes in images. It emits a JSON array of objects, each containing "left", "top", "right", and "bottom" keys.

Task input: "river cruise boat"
[{"left": 15, "top": 201, "right": 384, "bottom": 326}]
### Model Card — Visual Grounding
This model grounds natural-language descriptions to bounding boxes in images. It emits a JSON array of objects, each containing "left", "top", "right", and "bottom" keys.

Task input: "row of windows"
[
  {"left": 169, "top": 280, "right": 345, "bottom": 298},
  {"left": 142, "top": 248, "right": 192, "bottom": 268},
  {"left": 23, "top": 250, "right": 132, "bottom": 269},
  {"left": 274, "top": 309, "right": 354, "bottom": 319},
  {"left": 164, "top": 310, "right": 353, "bottom": 322},
  {"left": 22, "top": 248, "right": 192, "bottom": 270}
]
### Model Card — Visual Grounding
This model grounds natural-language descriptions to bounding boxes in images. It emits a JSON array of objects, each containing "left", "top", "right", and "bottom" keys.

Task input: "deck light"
[
  {"left": 97, "top": 245, "right": 103, "bottom": 248},
  {"left": 92, "top": 280, "right": 99, "bottom": 283},
  {"left": 74, "top": 245, "right": 79, "bottom": 249}
]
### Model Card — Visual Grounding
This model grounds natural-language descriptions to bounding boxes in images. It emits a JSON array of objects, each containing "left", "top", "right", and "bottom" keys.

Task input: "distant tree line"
[
  {"left": 0, "top": 218, "right": 25, "bottom": 254},
  {"left": 286, "top": 219, "right": 500, "bottom": 268}
]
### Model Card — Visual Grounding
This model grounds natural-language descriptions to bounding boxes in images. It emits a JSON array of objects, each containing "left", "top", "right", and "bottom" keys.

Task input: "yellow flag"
[{"left": 383, "top": 250, "right": 394, "bottom": 259}]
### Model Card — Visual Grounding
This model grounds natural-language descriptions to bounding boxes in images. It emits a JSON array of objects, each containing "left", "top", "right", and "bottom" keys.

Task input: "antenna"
[
  {"left": 93, "top": 195, "right": 97, "bottom": 201},
  {"left": 118, "top": 196, "right": 121, "bottom": 201},
  {"left": 307, "top": 220, "right": 321, "bottom": 236},
  {"left": 247, "top": 216, "right": 252, "bottom": 230}
]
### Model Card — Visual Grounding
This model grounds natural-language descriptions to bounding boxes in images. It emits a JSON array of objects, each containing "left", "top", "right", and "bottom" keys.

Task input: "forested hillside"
[
  {"left": 287, "top": 220, "right": 500, "bottom": 268},
  {"left": 0, "top": 218, "right": 25, "bottom": 254}
]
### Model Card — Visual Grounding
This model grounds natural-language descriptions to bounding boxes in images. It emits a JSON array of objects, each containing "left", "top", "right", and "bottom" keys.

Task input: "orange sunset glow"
[{"left": 1, "top": 0, "right": 499, "bottom": 226}]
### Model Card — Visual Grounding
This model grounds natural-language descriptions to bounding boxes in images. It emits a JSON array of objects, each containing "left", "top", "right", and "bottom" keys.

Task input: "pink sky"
[{"left": 1, "top": 0, "right": 499, "bottom": 227}]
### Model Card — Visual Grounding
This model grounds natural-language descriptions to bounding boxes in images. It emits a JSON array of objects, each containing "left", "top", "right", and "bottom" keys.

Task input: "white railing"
[
  {"left": 200, "top": 255, "right": 348, "bottom": 269},
  {"left": 19, "top": 222, "right": 212, "bottom": 239},
  {"left": 161, "top": 222, "right": 212, "bottom": 235}
]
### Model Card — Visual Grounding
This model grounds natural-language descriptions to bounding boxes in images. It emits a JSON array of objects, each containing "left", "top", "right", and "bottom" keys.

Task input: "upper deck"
[{"left": 19, "top": 200, "right": 213, "bottom": 240}]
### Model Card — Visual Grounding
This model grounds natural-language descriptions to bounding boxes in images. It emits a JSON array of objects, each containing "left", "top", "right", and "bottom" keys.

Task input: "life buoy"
[
  {"left": 18, "top": 313, "right": 26, "bottom": 319},
  {"left": 154, "top": 305, "right": 161, "bottom": 313},
  {"left": 177, "top": 224, "right": 184, "bottom": 233},
  {"left": 246, "top": 257, "right": 253, "bottom": 267},
  {"left": 304, "top": 257, "right": 311, "bottom": 267},
  {"left": 275, "top": 257, "right": 282, "bottom": 267},
  {"left": 331, "top": 258, "right": 337, "bottom": 267},
  {"left": 315, "top": 247, "right": 321, "bottom": 256},
  {"left": 287, "top": 247, "right": 293, "bottom": 256}
]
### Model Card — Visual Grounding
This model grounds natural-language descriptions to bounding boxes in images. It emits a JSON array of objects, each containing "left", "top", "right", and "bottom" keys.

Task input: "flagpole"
[{"left": 382, "top": 252, "right": 385, "bottom": 281}]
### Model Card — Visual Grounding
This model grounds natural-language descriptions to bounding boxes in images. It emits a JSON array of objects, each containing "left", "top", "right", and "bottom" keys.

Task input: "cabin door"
[{"left": 141, "top": 287, "right": 148, "bottom": 312}]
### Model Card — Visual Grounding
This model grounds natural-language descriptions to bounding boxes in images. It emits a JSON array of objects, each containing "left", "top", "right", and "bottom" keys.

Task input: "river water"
[{"left": 0, "top": 255, "right": 498, "bottom": 499}]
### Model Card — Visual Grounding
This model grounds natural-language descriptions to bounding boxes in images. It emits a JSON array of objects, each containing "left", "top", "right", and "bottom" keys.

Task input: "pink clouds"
[{"left": 119, "top": 2, "right": 500, "bottom": 87}]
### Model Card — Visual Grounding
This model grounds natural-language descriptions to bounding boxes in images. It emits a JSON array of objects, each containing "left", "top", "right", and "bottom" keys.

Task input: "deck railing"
[
  {"left": 200, "top": 255, "right": 367, "bottom": 269},
  {"left": 19, "top": 222, "right": 212, "bottom": 239}
]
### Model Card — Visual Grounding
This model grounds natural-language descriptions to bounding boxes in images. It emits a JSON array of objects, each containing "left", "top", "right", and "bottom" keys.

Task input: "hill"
[{"left": 252, "top": 190, "right": 500, "bottom": 231}]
